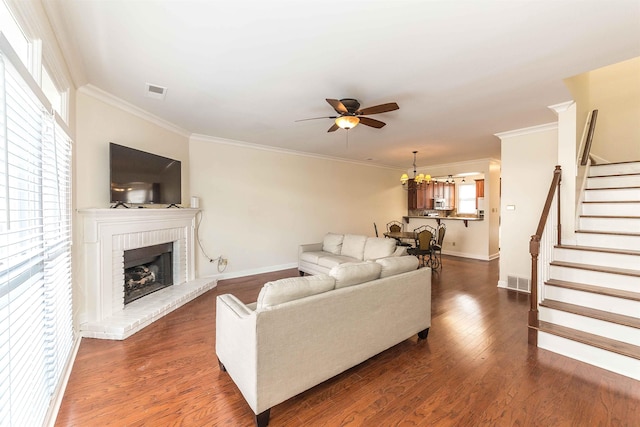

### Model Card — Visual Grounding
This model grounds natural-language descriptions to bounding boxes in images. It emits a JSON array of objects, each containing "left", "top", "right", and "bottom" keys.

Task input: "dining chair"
[
  {"left": 430, "top": 223, "right": 446, "bottom": 270},
  {"left": 407, "top": 225, "right": 436, "bottom": 268},
  {"left": 386, "top": 220, "right": 412, "bottom": 247},
  {"left": 386, "top": 220, "right": 403, "bottom": 233}
]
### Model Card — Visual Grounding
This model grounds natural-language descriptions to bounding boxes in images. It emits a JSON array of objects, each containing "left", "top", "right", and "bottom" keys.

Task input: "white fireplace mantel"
[{"left": 78, "top": 208, "right": 216, "bottom": 339}]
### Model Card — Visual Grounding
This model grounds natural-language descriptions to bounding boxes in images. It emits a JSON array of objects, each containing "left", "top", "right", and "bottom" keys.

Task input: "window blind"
[{"left": 0, "top": 35, "right": 73, "bottom": 427}]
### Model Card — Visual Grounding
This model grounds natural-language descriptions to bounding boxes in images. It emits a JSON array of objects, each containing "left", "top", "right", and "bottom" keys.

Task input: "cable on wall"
[{"left": 195, "top": 210, "right": 228, "bottom": 273}]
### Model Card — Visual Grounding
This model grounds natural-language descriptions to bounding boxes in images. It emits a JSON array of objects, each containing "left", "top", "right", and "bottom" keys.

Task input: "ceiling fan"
[{"left": 297, "top": 98, "right": 399, "bottom": 132}]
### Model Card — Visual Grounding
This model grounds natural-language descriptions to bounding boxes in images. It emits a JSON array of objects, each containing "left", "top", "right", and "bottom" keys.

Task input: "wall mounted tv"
[{"left": 110, "top": 143, "right": 182, "bottom": 206}]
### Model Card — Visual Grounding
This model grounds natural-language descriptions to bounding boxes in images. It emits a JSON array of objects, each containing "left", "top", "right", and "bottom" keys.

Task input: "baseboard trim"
[
  {"left": 205, "top": 262, "right": 299, "bottom": 281},
  {"left": 45, "top": 335, "right": 82, "bottom": 427}
]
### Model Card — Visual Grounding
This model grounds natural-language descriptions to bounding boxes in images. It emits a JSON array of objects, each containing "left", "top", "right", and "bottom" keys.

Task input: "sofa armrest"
[
  {"left": 299, "top": 242, "right": 323, "bottom": 255},
  {"left": 218, "top": 293, "right": 254, "bottom": 317},
  {"left": 216, "top": 294, "right": 259, "bottom": 412}
]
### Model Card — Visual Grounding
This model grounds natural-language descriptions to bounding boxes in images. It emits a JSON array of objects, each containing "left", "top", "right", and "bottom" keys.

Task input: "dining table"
[{"left": 383, "top": 231, "right": 416, "bottom": 246}]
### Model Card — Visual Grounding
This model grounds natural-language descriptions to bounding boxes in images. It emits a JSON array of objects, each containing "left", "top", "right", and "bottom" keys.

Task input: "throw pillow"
[
  {"left": 322, "top": 233, "right": 344, "bottom": 255},
  {"left": 256, "top": 274, "right": 335, "bottom": 310},
  {"left": 376, "top": 256, "right": 419, "bottom": 278},
  {"left": 330, "top": 261, "right": 382, "bottom": 289},
  {"left": 340, "top": 234, "right": 368, "bottom": 260}
]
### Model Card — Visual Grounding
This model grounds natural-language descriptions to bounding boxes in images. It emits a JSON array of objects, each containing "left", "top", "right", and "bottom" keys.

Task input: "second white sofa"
[{"left": 298, "top": 232, "right": 406, "bottom": 276}]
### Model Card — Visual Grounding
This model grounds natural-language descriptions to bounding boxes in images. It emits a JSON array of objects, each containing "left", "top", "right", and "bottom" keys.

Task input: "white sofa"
[
  {"left": 298, "top": 232, "right": 407, "bottom": 276},
  {"left": 216, "top": 257, "right": 430, "bottom": 427}
]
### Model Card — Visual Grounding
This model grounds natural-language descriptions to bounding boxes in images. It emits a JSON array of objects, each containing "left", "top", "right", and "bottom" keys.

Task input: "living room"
[{"left": 1, "top": 1, "right": 639, "bottom": 426}]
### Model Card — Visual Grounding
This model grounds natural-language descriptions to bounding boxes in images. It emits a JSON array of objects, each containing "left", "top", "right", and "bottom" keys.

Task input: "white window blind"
[{"left": 0, "top": 35, "right": 73, "bottom": 427}]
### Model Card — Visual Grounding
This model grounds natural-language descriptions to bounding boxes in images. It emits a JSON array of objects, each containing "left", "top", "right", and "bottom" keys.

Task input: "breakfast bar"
[{"left": 403, "top": 215, "right": 483, "bottom": 228}]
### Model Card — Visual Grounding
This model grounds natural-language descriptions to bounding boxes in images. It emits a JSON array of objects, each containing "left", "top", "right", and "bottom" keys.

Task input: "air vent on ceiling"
[{"left": 145, "top": 83, "right": 167, "bottom": 100}]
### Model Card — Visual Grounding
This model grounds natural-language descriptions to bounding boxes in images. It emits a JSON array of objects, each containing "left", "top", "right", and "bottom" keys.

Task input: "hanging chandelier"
[{"left": 400, "top": 151, "right": 430, "bottom": 190}]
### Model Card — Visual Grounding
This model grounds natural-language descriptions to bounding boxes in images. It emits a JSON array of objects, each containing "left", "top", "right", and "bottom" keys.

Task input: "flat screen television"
[{"left": 110, "top": 143, "right": 182, "bottom": 206}]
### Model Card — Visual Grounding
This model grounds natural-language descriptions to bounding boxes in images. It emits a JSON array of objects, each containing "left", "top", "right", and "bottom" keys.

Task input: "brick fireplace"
[{"left": 78, "top": 208, "right": 216, "bottom": 339}]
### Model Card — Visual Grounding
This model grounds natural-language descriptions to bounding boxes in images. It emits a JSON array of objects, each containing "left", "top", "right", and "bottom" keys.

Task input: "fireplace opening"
[{"left": 123, "top": 242, "right": 173, "bottom": 305}]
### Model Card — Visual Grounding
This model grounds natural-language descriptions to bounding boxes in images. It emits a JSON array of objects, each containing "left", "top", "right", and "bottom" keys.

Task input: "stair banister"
[
  {"left": 529, "top": 165, "right": 562, "bottom": 345},
  {"left": 580, "top": 110, "right": 598, "bottom": 166}
]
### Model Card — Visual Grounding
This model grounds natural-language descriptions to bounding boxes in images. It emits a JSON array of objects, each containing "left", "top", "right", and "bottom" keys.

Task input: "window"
[
  {"left": 0, "top": 2, "right": 29, "bottom": 67},
  {"left": 0, "top": 33, "right": 73, "bottom": 426},
  {"left": 41, "top": 66, "right": 63, "bottom": 116},
  {"left": 457, "top": 183, "right": 476, "bottom": 214}
]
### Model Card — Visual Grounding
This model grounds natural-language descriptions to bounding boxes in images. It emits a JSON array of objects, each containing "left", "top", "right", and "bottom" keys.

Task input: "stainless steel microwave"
[{"left": 434, "top": 198, "right": 446, "bottom": 209}]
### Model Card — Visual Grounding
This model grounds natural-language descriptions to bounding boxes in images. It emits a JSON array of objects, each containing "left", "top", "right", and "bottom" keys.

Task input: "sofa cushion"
[
  {"left": 330, "top": 261, "right": 382, "bottom": 289},
  {"left": 322, "top": 233, "right": 344, "bottom": 255},
  {"left": 376, "top": 256, "right": 419, "bottom": 278},
  {"left": 299, "top": 251, "right": 328, "bottom": 264},
  {"left": 363, "top": 237, "right": 397, "bottom": 260},
  {"left": 317, "top": 254, "right": 358, "bottom": 269},
  {"left": 257, "top": 274, "right": 336, "bottom": 310},
  {"left": 340, "top": 234, "right": 368, "bottom": 260}
]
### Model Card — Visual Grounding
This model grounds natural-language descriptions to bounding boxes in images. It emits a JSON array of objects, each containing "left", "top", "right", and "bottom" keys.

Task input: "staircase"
[{"left": 537, "top": 161, "right": 640, "bottom": 380}]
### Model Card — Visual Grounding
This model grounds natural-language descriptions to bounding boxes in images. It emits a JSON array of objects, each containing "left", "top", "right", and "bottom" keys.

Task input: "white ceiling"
[{"left": 44, "top": 0, "right": 640, "bottom": 169}]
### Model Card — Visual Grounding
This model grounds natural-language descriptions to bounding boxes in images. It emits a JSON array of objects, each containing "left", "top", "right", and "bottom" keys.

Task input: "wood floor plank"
[{"left": 55, "top": 257, "right": 640, "bottom": 426}]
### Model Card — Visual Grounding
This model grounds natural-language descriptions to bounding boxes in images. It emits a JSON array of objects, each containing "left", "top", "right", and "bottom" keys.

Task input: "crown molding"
[
  {"left": 548, "top": 100, "right": 575, "bottom": 114},
  {"left": 78, "top": 84, "right": 191, "bottom": 138},
  {"left": 494, "top": 122, "right": 558, "bottom": 139}
]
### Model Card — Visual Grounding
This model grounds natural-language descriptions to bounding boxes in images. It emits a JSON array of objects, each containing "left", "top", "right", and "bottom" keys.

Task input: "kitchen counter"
[{"left": 403, "top": 215, "right": 483, "bottom": 227}]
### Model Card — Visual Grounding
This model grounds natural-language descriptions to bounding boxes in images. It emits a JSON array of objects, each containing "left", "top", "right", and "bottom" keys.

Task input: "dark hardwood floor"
[{"left": 55, "top": 257, "right": 640, "bottom": 426}]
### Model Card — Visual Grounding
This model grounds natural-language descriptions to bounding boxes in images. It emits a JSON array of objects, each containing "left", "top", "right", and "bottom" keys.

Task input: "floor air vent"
[{"left": 507, "top": 275, "right": 530, "bottom": 292}]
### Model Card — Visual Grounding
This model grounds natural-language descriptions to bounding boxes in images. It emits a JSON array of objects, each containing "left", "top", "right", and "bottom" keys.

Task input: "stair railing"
[
  {"left": 528, "top": 165, "right": 562, "bottom": 345},
  {"left": 579, "top": 110, "right": 598, "bottom": 166}
]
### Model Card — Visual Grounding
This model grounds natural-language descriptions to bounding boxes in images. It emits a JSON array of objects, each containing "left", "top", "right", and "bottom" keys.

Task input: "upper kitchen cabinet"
[{"left": 408, "top": 180, "right": 434, "bottom": 210}]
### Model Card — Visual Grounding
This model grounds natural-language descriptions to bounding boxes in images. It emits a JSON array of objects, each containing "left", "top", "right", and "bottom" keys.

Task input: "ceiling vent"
[{"left": 145, "top": 83, "right": 167, "bottom": 100}]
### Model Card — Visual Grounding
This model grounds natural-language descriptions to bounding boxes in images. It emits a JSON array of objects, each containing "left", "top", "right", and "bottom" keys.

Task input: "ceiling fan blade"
[
  {"left": 295, "top": 116, "right": 337, "bottom": 122},
  {"left": 327, "top": 123, "right": 339, "bottom": 132},
  {"left": 359, "top": 117, "right": 386, "bottom": 129},
  {"left": 357, "top": 102, "right": 399, "bottom": 115},
  {"left": 326, "top": 99, "right": 348, "bottom": 114}
]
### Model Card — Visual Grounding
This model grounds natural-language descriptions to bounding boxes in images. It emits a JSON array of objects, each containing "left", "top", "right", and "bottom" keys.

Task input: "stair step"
[
  {"left": 545, "top": 278, "right": 640, "bottom": 301},
  {"left": 584, "top": 187, "right": 640, "bottom": 202},
  {"left": 555, "top": 244, "right": 640, "bottom": 257},
  {"left": 554, "top": 245, "right": 640, "bottom": 270},
  {"left": 586, "top": 174, "right": 640, "bottom": 189},
  {"left": 540, "top": 299, "right": 640, "bottom": 329},
  {"left": 575, "top": 230, "right": 640, "bottom": 251},
  {"left": 581, "top": 201, "right": 640, "bottom": 216},
  {"left": 537, "top": 321, "right": 640, "bottom": 360},
  {"left": 579, "top": 215, "right": 640, "bottom": 233},
  {"left": 550, "top": 260, "right": 640, "bottom": 278},
  {"left": 590, "top": 161, "right": 640, "bottom": 176}
]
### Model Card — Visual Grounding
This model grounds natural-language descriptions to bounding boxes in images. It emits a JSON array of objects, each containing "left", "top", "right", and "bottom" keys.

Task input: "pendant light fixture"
[{"left": 401, "top": 151, "right": 430, "bottom": 190}]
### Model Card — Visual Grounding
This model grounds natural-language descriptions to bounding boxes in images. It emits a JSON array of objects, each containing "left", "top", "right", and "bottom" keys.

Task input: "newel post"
[{"left": 528, "top": 235, "right": 540, "bottom": 345}]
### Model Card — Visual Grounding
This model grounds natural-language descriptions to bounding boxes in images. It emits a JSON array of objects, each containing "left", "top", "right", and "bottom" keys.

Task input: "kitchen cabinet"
[
  {"left": 433, "top": 181, "right": 455, "bottom": 209},
  {"left": 409, "top": 181, "right": 454, "bottom": 211},
  {"left": 408, "top": 181, "right": 433, "bottom": 210},
  {"left": 475, "top": 179, "right": 484, "bottom": 208}
]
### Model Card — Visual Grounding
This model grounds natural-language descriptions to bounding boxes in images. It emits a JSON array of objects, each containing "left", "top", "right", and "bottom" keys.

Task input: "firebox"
[{"left": 123, "top": 242, "right": 173, "bottom": 305}]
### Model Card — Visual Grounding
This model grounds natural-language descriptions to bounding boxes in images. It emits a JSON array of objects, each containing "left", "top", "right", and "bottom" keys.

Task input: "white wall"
[
  {"left": 565, "top": 56, "right": 640, "bottom": 163},
  {"left": 75, "top": 86, "right": 191, "bottom": 209},
  {"left": 498, "top": 124, "right": 558, "bottom": 287},
  {"left": 189, "top": 135, "right": 406, "bottom": 278}
]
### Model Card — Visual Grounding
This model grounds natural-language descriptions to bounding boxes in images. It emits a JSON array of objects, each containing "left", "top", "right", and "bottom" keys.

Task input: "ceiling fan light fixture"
[{"left": 335, "top": 116, "right": 359, "bottom": 129}]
